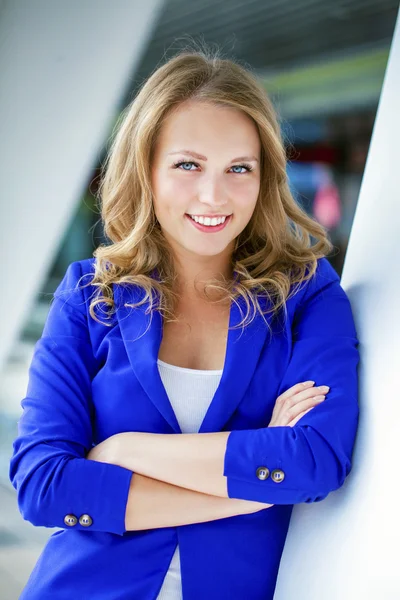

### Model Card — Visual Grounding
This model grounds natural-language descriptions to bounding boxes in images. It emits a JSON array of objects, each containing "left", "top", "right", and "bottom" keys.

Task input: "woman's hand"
[{"left": 268, "top": 381, "right": 329, "bottom": 428}]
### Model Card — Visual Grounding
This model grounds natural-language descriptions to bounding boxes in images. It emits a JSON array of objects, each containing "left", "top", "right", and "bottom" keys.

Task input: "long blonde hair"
[{"left": 82, "top": 45, "right": 333, "bottom": 331}]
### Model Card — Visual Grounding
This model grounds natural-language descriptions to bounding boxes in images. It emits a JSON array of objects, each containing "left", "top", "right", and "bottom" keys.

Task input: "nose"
[{"left": 197, "top": 175, "right": 228, "bottom": 209}]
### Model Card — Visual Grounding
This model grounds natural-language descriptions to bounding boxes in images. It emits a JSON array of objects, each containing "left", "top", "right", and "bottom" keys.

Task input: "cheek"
[
  {"left": 229, "top": 178, "right": 260, "bottom": 211},
  {"left": 154, "top": 175, "right": 194, "bottom": 214}
]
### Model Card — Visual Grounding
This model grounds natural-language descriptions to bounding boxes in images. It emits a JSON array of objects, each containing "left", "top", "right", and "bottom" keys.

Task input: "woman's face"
[{"left": 151, "top": 100, "right": 261, "bottom": 262}]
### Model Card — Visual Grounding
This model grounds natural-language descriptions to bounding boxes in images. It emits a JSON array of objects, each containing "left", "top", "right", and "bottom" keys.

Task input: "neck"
[{"left": 173, "top": 256, "right": 234, "bottom": 302}]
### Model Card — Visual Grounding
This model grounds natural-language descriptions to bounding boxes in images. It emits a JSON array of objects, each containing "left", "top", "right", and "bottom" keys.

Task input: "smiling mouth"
[
  {"left": 186, "top": 214, "right": 231, "bottom": 223},
  {"left": 185, "top": 213, "right": 232, "bottom": 232}
]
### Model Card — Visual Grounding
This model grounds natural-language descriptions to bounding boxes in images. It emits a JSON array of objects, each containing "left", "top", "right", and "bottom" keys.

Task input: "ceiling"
[{"left": 136, "top": 0, "right": 399, "bottom": 79}]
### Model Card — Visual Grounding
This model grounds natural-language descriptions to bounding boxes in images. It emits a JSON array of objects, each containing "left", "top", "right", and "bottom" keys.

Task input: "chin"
[
  {"left": 161, "top": 227, "right": 233, "bottom": 257},
  {"left": 185, "top": 243, "right": 232, "bottom": 258}
]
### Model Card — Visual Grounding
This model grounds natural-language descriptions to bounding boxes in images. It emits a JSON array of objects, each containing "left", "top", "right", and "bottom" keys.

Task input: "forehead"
[{"left": 155, "top": 100, "right": 260, "bottom": 155}]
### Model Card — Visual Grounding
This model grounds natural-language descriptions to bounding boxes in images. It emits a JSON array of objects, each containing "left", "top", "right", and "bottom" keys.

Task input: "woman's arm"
[
  {"left": 89, "top": 431, "right": 231, "bottom": 498},
  {"left": 87, "top": 434, "right": 273, "bottom": 529},
  {"left": 125, "top": 472, "right": 271, "bottom": 531}
]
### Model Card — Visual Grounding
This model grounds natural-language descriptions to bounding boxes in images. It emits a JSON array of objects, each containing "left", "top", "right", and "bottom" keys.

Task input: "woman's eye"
[
  {"left": 173, "top": 161, "right": 252, "bottom": 173},
  {"left": 231, "top": 165, "right": 248, "bottom": 174},
  {"left": 175, "top": 161, "right": 197, "bottom": 171}
]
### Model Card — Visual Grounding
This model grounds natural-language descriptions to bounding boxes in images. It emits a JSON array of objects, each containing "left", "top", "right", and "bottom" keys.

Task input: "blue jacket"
[{"left": 9, "top": 256, "right": 360, "bottom": 599}]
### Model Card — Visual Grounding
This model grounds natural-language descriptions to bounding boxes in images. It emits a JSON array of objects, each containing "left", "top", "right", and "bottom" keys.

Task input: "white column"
[
  {"left": 0, "top": 0, "right": 164, "bottom": 369},
  {"left": 274, "top": 11, "right": 400, "bottom": 600}
]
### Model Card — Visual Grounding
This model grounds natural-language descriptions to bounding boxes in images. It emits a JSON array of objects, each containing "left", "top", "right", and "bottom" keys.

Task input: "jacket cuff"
[
  {"left": 12, "top": 445, "right": 133, "bottom": 536},
  {"left": 54, "top": 457, "right": 134, "bottom": 536},
  {"left": 223, "top": 426, "right": 350, "bottom": 504}
]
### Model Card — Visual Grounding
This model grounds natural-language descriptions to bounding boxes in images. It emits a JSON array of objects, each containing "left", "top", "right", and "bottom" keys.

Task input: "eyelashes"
[{"left": 172, "top": 160, "right": 253, "bottom": 174}]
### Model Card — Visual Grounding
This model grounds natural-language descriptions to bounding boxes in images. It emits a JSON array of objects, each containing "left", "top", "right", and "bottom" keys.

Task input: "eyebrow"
[{"left": 168, "top": 150, "right": 259, "bottom": 163}]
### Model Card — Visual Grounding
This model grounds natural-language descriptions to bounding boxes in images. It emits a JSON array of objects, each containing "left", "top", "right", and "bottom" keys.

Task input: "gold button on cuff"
[
  {"left": 271, "top": 469, "right": 285, "bottom": 483},
  {"left": 64, "top": 514, "right": 78, "bottom": 527},
  {"left": 79, "top": 514, "right": 93, "bottom": 527},
  {"left": 256, "top": 467, "right": 270, "bottom": 481}
]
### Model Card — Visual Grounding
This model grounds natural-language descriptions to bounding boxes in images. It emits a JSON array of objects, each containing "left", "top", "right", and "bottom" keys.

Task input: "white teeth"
[{"left": 189, "top": 215, "right": 227, "bottom": 226}]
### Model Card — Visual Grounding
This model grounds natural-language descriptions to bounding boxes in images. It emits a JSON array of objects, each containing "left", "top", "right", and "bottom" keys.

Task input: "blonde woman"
[{"left": 10, "top": 47, "right": 359, "bottom": 600}]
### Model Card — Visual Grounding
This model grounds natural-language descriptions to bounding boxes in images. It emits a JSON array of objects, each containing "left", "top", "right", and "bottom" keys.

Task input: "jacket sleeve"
[
  {"left": 223, "top": 257, "right": 360, "bottom": 504},
  {"left": 9, "top": 261, "right": 134, "bottom": 536}
]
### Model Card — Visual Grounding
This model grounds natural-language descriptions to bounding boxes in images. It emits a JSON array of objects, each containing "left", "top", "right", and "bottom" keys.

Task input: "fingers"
[
  {"left": 284, "top": 393, "right": 326, "bottom": 421},
  {"left": 276, "top": 381, "right": 315, "bottom": 404},
  {"left": 270, "top": 381, "right": 330, "bottom": 428},
  {"left": 277, "top": 382, "right": 329, "bottom": 406},
  {"left": 275, "top": 385, "right": 329, "bottom": 416}
]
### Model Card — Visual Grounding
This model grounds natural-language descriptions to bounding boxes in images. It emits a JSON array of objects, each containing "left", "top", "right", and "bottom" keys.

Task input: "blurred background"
[{"left": 0, "top": 0, "right": 398, "bottom": 597}]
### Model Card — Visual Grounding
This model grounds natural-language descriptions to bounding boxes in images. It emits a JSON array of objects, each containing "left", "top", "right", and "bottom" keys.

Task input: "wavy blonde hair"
[{"left": 82, "top": 45, "right": 333, "bottom": 331}]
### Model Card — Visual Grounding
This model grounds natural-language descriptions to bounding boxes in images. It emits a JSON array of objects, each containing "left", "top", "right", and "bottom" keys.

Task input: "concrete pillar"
[
  {"left": 0, "top": 0, "right": 164, "bottom": 368},
  {"left": 275, "top": 11, "right": 400, "bottom": 600}
]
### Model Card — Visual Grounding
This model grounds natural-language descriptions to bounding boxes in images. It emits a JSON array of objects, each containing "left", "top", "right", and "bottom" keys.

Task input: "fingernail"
[
  {"left": 302, "top": 380, "right": 315, "bottom": 386},
  {"left": 314, "top": 395, "right": 325, "bottom": 401}
]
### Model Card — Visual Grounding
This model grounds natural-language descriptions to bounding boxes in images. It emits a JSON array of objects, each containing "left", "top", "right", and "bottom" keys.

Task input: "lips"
[
  {"left": 185, "top": 213, "right": 232, "bottom": 233},
  {"left": 186, "top": 214, "right": 231, "bottom": 218}
]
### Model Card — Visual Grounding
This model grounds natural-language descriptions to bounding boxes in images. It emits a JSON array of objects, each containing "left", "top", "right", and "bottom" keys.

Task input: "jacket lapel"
[{"left": 114, "top": 282, "right": 273, "bottom": 434}]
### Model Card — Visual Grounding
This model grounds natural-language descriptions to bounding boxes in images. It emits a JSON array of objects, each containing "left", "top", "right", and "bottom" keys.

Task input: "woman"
[{"left": 9, "top": 48, "right": 359, "bottom": 600}]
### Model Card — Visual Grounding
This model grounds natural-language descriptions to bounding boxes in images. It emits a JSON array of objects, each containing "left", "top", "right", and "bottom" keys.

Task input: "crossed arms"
[{"left": 86, "top": 431, "right": 272, "bottom": 531}]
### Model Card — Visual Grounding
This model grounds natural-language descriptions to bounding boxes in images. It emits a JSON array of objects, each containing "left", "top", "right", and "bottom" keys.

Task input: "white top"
[{"left": 155, "top": 358, "right": 223, "bottom": 600}]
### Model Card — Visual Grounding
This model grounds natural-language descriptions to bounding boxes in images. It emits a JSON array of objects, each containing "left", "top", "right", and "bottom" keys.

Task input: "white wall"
[
  {"left": 275, "top": 10, "right": 400, "bottom": 600},
  {"left": 0, "top": 0, "right": 164, "bottom": 369}
]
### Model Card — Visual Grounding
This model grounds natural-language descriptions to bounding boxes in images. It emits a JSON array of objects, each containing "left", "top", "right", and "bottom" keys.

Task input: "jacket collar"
[{"left": 114, "top": 281, "right": 274, "bottom": 434}]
